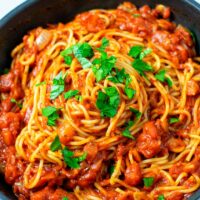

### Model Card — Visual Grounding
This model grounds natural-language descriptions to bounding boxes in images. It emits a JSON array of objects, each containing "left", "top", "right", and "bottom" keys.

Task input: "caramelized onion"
[{"left": 35, "top": 30, "right": 52, "bottom": 51}]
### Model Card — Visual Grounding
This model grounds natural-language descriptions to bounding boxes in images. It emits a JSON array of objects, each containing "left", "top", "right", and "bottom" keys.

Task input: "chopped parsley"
[
  {"left": 36, "top": 81, "right": 46, "bottom": 87},
  {"left": 155, "top": 69, "right": 173, "bottom": 87},
  {"left": 169, "top": 117, "right": 180, "bottom": 124},
  {"left": 92, "top": 51, "right": 117, "bottom": 82},
  {"left": 165, "top": 77, "right": 173, "bottom": 87},
  {"left": 129, "top": 45, "right": 152, "bottom": 60},
  {"left": 61, "top": 43, "right": 94, "bottom": 69},
  {"left": 64, "top": 90, "right": 79, "bottom": 99},
  {"left": 108, "top": 165, "right": 115, "bottom": 175},
  {"left": 108, "top": 69, "right": 135, "bottom": 99},
  {"left": 130, "top": 107, "right": 142, "bottom": 120},
  {"left": 129, "top": 45, "right": 143, "bottom": 59},
  {"left": 143, "top": 177, "right": 154, "bottom": 187},
  {"left": 50, "top": 72, "right": 66, "bottom": 100},
  {"left": 42, "top": 106, "right": 60, "bottom": 126},
  {"left": 122, "top": 129, "right": 135, "bottom": 140},
  {"left": 132, "top": 59, "right": 153, "bottom": 76},
  {"left": 129, "top": 45, "right": 153, "bottom": 76},
  {"left": 75, "top": 95, "right": 83, "bottom": 102},
  {"left": 124, "top": 76, "right": 136, "bottom": 99},
  {"left": 97, "top": 37, "right": 109, "bottom": 51},
  {"left": 158, "top": 194, "right": 165, "bottom": 200},
  {"left": 62, "top": 197, "right": 69, "bottom": 200},
  {"left": 96, "top": 86, "right": 120, "bottom": 118},
  {"left": 10, "top": 98, "right": 22, "bottom": 109},
  {"left": 62, "top": 147, "right": 87, "bottom": 169},
  {"left": 50, "top": 135, "right": 62, "bottom": 151},
  {"left": 155, "top": 69, "right": 166, "bottom": 82},
  {"left": 139, "top": 48, "right": 152, "bottom": 60},
  {"left": 107, "top": 68, "right": 127, "bottom": 84}
]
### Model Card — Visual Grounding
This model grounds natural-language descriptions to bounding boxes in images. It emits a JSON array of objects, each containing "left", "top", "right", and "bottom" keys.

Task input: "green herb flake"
[
  {"left": 75, "top": 95, "right": 83, "bottom": 102},
  {"left": 96, "top": 87, "right": 120, "bottom": 118},
  {"left": 109, "top": 165, "right": 115, "bottom": 175},
  {"left": 158, "top": 194, "right": 165, "bottom": 200},
  {"left": 42, "top": 106, "right": 60, "bottom": 126},
  {"left": 50, "top": 135, "right": 62, "bottom": 152},
  {"left": 76, "top": 152, "right": 87, "bottom": 162},
  {"left": 107, "top": 68, "right": 127, "bottom": 84},
  {"left": 64, "top": 90, "right": 79, "bottom": 100},
  {"left": 143, "top": 177, "right": 154, "bottom": 187},
  {"left": 155, "top": 70, "right": 166, "bottom": 82},
  {"left": 125, "top": 87, "right": 136, "bottom": 99},
  {"left": 139, "top": 48, "right": 152, "bottom": 60},
  {"left": 122, "top": 129, "right": 135, "bottom": 140},
  {"left": 50, "top": 72, "right": 66, "bottom": 100},
  {"left": 132, "top": 59, "right": 153, "bottom": 76},
  {"left": 169, "top": 117, "right": 180, "bottom": 124},
  {"left": 62, "top": 147, "right": 87, "bottom": 169},
  {"left": 130, "top": 108, "right": 142, "bottom": 120},
  {"left": 10, "top": 98, "right": 22, "bottom": 109},
  {"left": 92, "top": 52, "right": 117, "bottom": 82},
  {"left": 36, "top": 81, "right": 46, "bottom": 87},
  {"left": 166, "top": 77, "right": 173, "bottom": 87},
  {"left": 61, "top": 43, "right": 94, "bottom": 69},
  {"left": 129, "top": 45, "right": 143, "bottom": 59},
  {"left": 97, "top": 37, "right": 109, "bottom": 51},
  {"left": 62, "top": 197, "right": 69, "bottom": 200}
]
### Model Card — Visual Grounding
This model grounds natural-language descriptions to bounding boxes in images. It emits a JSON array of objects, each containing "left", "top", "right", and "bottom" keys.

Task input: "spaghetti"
[{"left": 0, "top": 2, "right": 200, "bottom": 200}]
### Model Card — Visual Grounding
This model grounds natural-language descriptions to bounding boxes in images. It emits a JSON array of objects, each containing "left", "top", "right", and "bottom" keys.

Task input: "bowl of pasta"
[{"left": 0, "top": 0, "right": 200, "bottom": 200}]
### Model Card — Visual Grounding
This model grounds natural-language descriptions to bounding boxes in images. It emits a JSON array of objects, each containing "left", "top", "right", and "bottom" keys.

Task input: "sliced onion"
[{"left": 35, "top": 29, "right": 52, "bottom": 51}]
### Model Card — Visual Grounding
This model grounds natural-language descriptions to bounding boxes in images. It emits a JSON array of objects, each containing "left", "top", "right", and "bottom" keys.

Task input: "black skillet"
[{"left": 0, "top": 0, "right": 200, "bottom": 199}]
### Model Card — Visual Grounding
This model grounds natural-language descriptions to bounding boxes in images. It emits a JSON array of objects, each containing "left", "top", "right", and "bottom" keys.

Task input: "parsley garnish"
[
  {"left": 75, "top": 95, "right": 83, "bottom": 102},
  {"left": 42, "top": 106, "right": 60, "bottom": 126},
  {"left": 125, "top": 76, "right": 136, "bottom": 99},
  {"left": 130, "top": 107, "right": 142, "bottom": 120},
  {"left": 129, "top": 45, "right": 152, "bottom": 59},
  {"left": 50, "top": 135, "right": 62, "bottom": 151},
  {"left": 155, "top": 69, "right": 173, "bottom": 87},
  {"left": 143, "top": 177, "right": 154, "bottom": 187},
  {"left": 36, "top": 81, "right": 46, "bottom": 87},
  {"left": 97, "top": 37, "right": 109, "bottom": 51},
  {"left": 122, "top": 129, "right": 135, "bottom": 140},
  {"left": 10, "top": 98, "right": 22, "bottom": 109},
  {"left": 109, "top": 165, "right": 115, "bottom": 175},
  {"left": 169, "top": 117, "right": 180, "bottom": 124},
  {"left": 158, "top": 195, "right": 165, "bottom": 200},
  {"left": 62, "top": 147, "right": 87, "bottom": 169},
  {"left": 139, "top": 48, "right": 152, "bottom": 60},
  {"left": 96, "top": 87, "right": 120, "bottom": 118},
  {"left": 132, "top": 59, "right": 153, "bottom": 76},
  {"left": 64, "top": 90, "right": 79, "bottom": 99},
  {"left": 92, "top": 51, "right": 116, "bottom": 82},
  {"left": 129, "top": 45, "right": 153, "bottom": 76},
  {"left": 107, "top": 68, "right": 127, "bottom": 83},
  {"left": 108, "top": 69, "right": 135, "bottom": 99},
  {"left": 155, "top": 69, "right": 166, "bottom": 82},
  {"left": 50, "top": 72, "right": 66, "bottom": 100},
  {"left": 62, "top": 197, "right": 69, "bottom": 200},
  {"left": 129, "top": 45, "right": 143, "bottom": 58},
  {"left": 165, "top": 77, "right": 173, "bottom": 87},
  {"left": 61, "top": 43, "right": 94, "bottom": 69}
]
